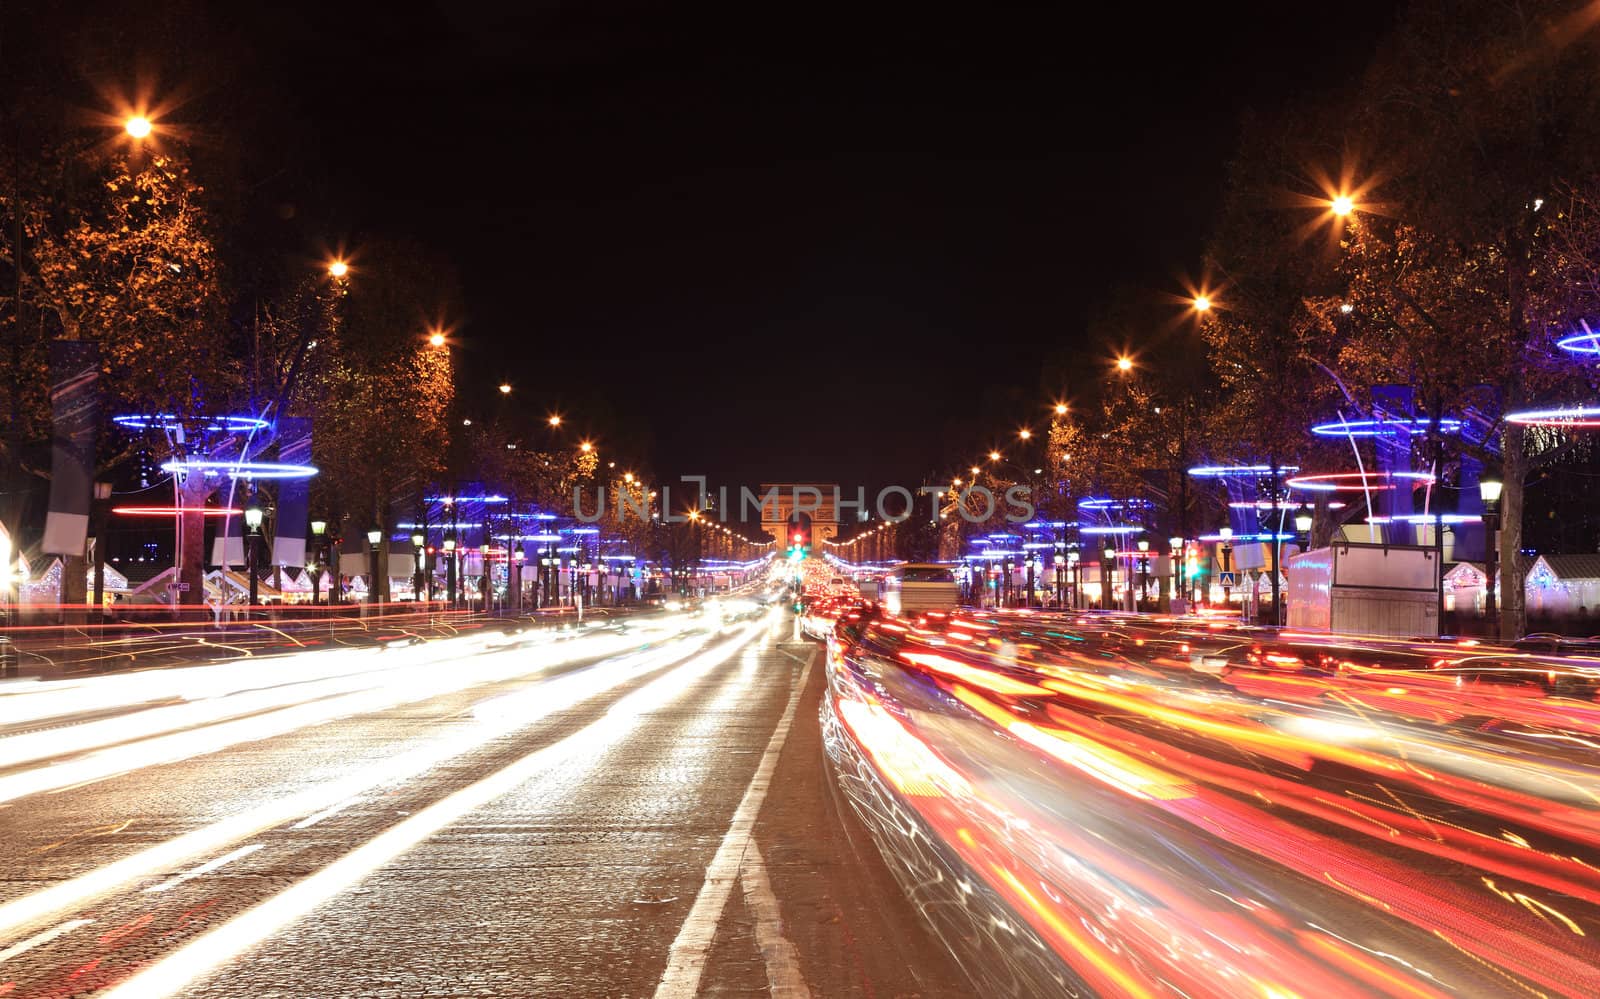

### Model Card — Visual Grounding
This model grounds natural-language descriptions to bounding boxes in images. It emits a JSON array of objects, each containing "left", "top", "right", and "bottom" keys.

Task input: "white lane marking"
[
  {"left": 653, "top": 646, "right": 816, "bottom": 998},
  {"left": 144, "top": 844, "right": 264, "bottom": 893},
  {"left": 100, "top": 622, "right": 770, "bottom": 999},
  {"left": 739, "top": 841, "right": 811, "bottom": 999},
  {"left": 0, "top": 918, "right": 94, "bottom": 965},
  {"left": 290, "top": 796, "right": 362, "bottom": 829}
]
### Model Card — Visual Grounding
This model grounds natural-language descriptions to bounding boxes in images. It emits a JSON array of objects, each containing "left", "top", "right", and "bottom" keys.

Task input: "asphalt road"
[{"left": 0, "top": 609, "right": 972, "bottom": 998}]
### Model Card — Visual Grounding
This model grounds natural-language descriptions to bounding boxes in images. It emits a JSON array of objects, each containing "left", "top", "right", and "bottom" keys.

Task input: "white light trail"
[
  {"left": 0, "top": 619, "right": 724, "bottom": 940},
  {"left": 101, "top": 620, "right": 769, "bottom": 999}
]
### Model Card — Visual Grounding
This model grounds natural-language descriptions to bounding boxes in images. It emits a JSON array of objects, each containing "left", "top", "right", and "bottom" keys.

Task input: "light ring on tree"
[
  {"left": 160, "top": 459, "right": 318, "bottom": 479},
  {"left": 1285, "top": 471, "right": 1435, "bottom": 492},
  {"left": 1078, "top": 524, "right": 1146, "bottom": 534},
  {"left": 1505, "top": 405, "right": 1600, "bottom": 428},
  {"left": 1556, "top": 330, "right": 1600, "bottom": 355},
  {"left": 1365, "top": 513, "right": 1481, "bottom": 525},
  {"left": 113, "top": 506, "right": 244, "bottom": 517},
  {"left": 1078, "top": 497, "right": 1156, "bottom": 510},
  {"left": 1231, "top": 499, "right": 1343, "bottom": 510},
  {"left": 1187, "top": 464, "right": 1300, "bottom": 478},
  {"left": 1308, "top": 418, "right": 1462, "bottom": 437},
  {"left": 114, "top": 414, "right": 270, "bottom": 433}
]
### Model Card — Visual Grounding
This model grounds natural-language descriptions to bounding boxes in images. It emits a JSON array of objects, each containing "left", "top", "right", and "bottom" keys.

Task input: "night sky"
[{"left": 135, "top": 2, "right": 1401, "bottom": 489}]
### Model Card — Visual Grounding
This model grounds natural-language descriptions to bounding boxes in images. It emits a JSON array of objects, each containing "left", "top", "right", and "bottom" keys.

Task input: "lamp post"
[
  {"left": 1480, "top": 477, "right": 1503, "bottom": 641},
  {"left": 1295, "top": 507, "right": 1313, "bottom": 550},
  {"left": 1102, "top": 546, "right": 1116, "bottom": 612},
  {"left": 0, "top": 531, "right": 15, "bottom": 677},
  {"left": 1053, "top": 553, "right": 1065, "bottom": 608},
  {"left": 1136, "top": 538, "right": 1150, "bottom": 612},
  {"left": 1168, "top": 536, "right": 1183, "bottom": 613},
  {"left": 412, "top": 532, "right": 425, "bottom": 602},
  {"left": 92, "top": 481, "right": 113, "bottom": 622},
  {"left": 1219, "top": 526, "right": 1234, "bottom": 611},
  {"left": 244, "top": 502, "right": 265, "bottom": 613},
  {"left": 1068, "top": 548, "right": 1080, "bottom": 609},
  {"left": 443, "top": 534, "right": 457, "bottom": 606},
  {"left": 310, "top": 519, "right": 327, "bottom": 605},
  {"left": 366, "top": 528, "right": 382, "bottom": 611}
]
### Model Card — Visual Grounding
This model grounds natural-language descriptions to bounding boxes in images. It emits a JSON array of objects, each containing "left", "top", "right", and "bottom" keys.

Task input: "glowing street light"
[
  {"left": 328, "top": 260, "right": 349, "bottom": 279},
  {"left": 1330, "top": 195, "right": 1354, "bottom": 217},
  {"left": 1054, "top": 402, "right": 1068, "bottom": 416},
  {"left": 548, "top": 415, "right": 562, "bottom": 427},
  {"left": 1116, "top": 356, "right": 1134, "bottom": 372},
  {"left": 428, "top": 331, "right": 446, "bottom": 347},
  {"left": 579, "top": 441, "right": 593, "bottom": 453},
  {"left": 1018, "top": 429, "right": 1032, "bottom": 441},
  {"left": 123, "top": 116, "right": 152, "bottom": 139},
  {"left": 1192, "top": 295, "right": 1211, "bottom": 313},
  {"left": 988, "top": 451, "right": 1001, "bottom": 461},
  {"left": 498, "top": 383, "right": 512, "bottom": 395}
]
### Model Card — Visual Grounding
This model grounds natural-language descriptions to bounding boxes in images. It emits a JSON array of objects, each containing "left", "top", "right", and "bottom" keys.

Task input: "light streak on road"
[
  {"left": 101, "top": 618, "right": 771, "bottom": 999},
  {"left": 825, "top": 611, "right": 1600, "bottom": 998},
  {"left": 0, "top": 614, "right": 739, "bottom": 941},
  {"left": 0, "top": 617, "right": 705, "bottom": 804}
]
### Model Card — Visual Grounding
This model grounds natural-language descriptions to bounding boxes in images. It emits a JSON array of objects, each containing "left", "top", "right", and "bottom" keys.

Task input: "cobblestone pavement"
[{"left": 0, "top": 613, "right": 972, "bottom": 997}]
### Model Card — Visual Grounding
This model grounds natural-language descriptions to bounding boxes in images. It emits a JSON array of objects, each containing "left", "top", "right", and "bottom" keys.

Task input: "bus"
[{"left": 881, "top": 563, "right": 959, "bottom": 617}]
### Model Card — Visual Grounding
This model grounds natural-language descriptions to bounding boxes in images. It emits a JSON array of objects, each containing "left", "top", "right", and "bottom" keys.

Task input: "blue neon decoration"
[
  {"left": 1187, "top": 464, "right": 1299, "bottom": 478},
  {"left": 115, "top": 414, "right": 271, "bottom": 433},
  {"left": 161, "top": 459, "right": 317, "bottom": 479},
  {"left": 1557, "top": 328, "right": 1600, "bottom": 355},
  {"left": 1309, "top": 418, "right": 1463, "bottom": 437}
]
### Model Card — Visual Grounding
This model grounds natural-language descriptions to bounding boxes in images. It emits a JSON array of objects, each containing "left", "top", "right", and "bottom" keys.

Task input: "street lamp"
[
  {"left": 244, "top": 502, "right": 265, "bottom": 612},
  {"left": 412, "top": 532, "right": 425, "bottom": 602},
  {"left": 1103, "top": 546, "right": 1116, "bottom": 612},
  {"left": 1480, "top": 477, "right": 1503, "bottom": 640},
  {"left": 123, "top": 115, "right": 152, "bottom": 139},
  {"left": 310, "top": 519, "right": 327, "bottom": 605},
  {"left": 443, "top": 534, "right": 457, "bottom": 605},
  {"left": 1295, "top": 507, "right": 1313, "bottom": 548},
  {"left": 0, "top": 531, "right": 15, "bottom": 677},
  {"left": 1330, "top": 195, "right": 1355, "bottom": 217},
  {"left": 1219, "top": 526, "right": 1234, "bottom": 611},
  {"left": 92, "top": 481, "right": 113, "bottom": 621},
  {"left": 1169, "top": 536, "right": 1184, "bottom": 612},
  {"left": 328, "top": 260, "right": 349, "bottom": 279},
  {"left": 366, "top": 528, "right": 381, "bottom": 608},
  {"left": 1136, "top": 538, "right": 1150, "bottom": 611},
  {"left": 428, "top": 331, "right": 446, "bottom": 347}
]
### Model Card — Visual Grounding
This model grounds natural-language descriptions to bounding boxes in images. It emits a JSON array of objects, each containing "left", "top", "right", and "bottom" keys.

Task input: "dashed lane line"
[{"left": 653, "top": 645, "right": 816, "bottom": 998}]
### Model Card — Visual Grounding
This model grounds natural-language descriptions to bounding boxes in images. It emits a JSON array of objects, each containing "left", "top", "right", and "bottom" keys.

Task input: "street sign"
[
  {"left": 167, "top": 581, "right": 191, "bottom": 592},
  {"left": 1218, "top": 571, "right": 1237, "bottom": 587}
]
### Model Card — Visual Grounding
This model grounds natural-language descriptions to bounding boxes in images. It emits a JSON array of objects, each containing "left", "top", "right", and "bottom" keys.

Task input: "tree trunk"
[
  {"left": 1500, "top": 424, "right": 1527, "bottom": 639},
  {"left": 178, "top": 475, "right": 211, "bottom": 605},
  {"left": 61, "top": 552, "right": 88, "bottom": 613}
]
